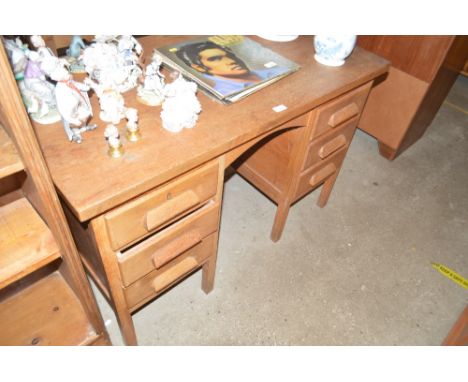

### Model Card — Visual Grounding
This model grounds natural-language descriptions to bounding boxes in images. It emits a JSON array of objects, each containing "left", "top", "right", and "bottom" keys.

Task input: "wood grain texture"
[
  {"left": 0, "top": 124, "right": 24, "bottom": 179},
  {"left": 118, "top": 202, "right": 219, "bottom": 286},
  {"left": 358, "top": 67, "right": 428, "bottom": 150},
  {"left": 358, "top": 36, "right": 454, "bottom": 83},
  {"left": 104, "top": 160, "right": 218, "bottom": 251},
  {"left": 0, "top": 197, "right": 60, "bottom": 289},
  {"left": 31, "top": 36, "right": 388, "bottom": 222},
  {"left": 0, "top": 271, "right": 94, "bottom": 345}
]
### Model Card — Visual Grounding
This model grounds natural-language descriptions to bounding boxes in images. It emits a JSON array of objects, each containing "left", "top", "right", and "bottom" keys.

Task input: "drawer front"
[
  {"left": 118, "top": 202, "right": 220, "bottom": 287},
  {"left": 309, "top": 82, "right": 371, "bottom": 140},
  {"left": 124, "top": 232, "right": 216, "bottom": 310},
  {"left": 104, "top": 161, "right": 219, "bottom": 250},
  {"left": 302, "top": 117, "right": 357, "bottom": 172},
  {"left": 294, "top": 149, "right": 347, "bottom": 202}
]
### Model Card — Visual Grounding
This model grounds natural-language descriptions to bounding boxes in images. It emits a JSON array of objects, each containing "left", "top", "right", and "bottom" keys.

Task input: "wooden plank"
[
  {"left": 31, "top": 36, "right": 389, "bottom": 222},
  {"left": 0, "top": 124, "right": 24, "bottom": 180},
  {"left": 0, "top": 197, "right": 61, "bottom": 289},
  {"left": 0, "top": 271, "right": 95, "bottom": 345}
]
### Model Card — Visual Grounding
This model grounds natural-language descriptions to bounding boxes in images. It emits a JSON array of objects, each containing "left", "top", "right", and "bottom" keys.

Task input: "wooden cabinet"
[
  {"left": 357, "top": 35, "right": 468, "bottom": 160},
  {"left": 0, "top": 40, "right": 110, "bottom": 346},
  {"left": 234, "top": 81, "right": 373, "bottom": 242}
]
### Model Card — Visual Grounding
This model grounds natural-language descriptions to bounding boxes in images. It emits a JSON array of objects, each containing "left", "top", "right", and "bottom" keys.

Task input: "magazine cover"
[{"left": 155, "top": 35, "right": 300, "bottom": 103}]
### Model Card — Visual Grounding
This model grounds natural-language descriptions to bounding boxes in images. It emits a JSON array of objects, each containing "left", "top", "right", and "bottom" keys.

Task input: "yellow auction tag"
[{"left": 431, "top": 263, "right": 468, "bottom": 289}]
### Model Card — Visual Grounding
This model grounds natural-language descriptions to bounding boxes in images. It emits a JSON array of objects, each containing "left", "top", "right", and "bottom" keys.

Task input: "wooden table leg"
[
  {"left": 271, "top": 200, "right": 291, "bottom": 242},
  {"left": 202, "top": 255, "right": 217, "bottom": 294},
  {"left": 90, "top": 216, "right": 138, "bottom": 346},
  {"left": 202, "top": 157, "right": 225, "bottom": 294},
  {"left": 317, "top": 170, "right": 340, "bottom": 208}
]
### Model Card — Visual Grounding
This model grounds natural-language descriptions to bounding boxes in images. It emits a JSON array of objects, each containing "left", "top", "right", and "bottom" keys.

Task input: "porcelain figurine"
[
  {"left": 67, "top": 36, "right": 86, "bottom": 58},
  {"left": 40, "top": 56, "right": 96, "bottom": 142},
  {"left": 313, "top": 35, "right": 357, "bottom": 67},
  {"left": 104, "top": 124, "right": 124, "bottom": 157},
  {"left": 3, "top": 38, "right": 28, "bottom": 78},
  {"left": 30, "top": 35, "right": 55, "bottom": 61},
  {"left": 137, "top": 51, "right": 165, "bottom": 106},
  {"left": 81, "top": 35, "right": 142, "bottom": 93},
  {"left": 4, "top": 37, "right": 61, "bottom": 124},
  {"left": 160, "top": 74, "right": 201, "bottom": 133},
  {"left": 125, "top": 107, "right": 140, "bottom": 141},
  {"left": 65, "top": 35, "right": 87, "bottom": 74},
  {"left": 49, "top": 61, "right": 92, "bottom": 125},
  {"left": 84, "top": 78, "right": 126, "bottom": 124}
]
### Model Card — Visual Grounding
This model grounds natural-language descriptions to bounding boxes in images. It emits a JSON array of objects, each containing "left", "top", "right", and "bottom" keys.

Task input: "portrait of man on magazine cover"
[{"left": 175, "top": 40, "right": 290, "bottom": 97}]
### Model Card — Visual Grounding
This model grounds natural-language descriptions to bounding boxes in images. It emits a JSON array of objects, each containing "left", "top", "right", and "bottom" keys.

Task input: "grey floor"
[{"left": 92, "top": 75, "right": 468, "bottom": 345}]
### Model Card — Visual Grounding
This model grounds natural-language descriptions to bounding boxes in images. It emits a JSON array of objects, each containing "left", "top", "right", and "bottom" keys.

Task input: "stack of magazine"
[{"left": 155, "top": 35, "right": 300, "bottom": 104}]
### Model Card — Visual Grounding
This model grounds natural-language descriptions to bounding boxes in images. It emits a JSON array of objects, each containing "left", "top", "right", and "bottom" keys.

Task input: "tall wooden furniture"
[
  {"left": 357, "top": 36, "right": 468, "bottom": 160},
  {"left": 0, "top": 41, "right": 110, "bottom": 345},
  {"left": 29, "top": 36, "right": 388, "bottom": 345}
]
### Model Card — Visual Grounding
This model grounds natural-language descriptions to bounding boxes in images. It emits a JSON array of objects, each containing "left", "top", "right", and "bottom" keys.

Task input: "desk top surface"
[{"left": 33, "top": 36, "right": 388, "bottom": 222}]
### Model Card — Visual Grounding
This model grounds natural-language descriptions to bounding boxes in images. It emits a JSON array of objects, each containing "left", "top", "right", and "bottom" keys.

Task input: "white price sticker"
[{"left": 273, "top": 104, "right": 288, "bottom": 113}]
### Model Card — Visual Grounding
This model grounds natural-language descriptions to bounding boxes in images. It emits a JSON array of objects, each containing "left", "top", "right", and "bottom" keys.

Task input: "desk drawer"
[
  {"left": 104, "top": 161, "right": 219, "bottom": 250},
  {"left": 294, "top": 149, "right": 347, "bottom": 202},
  {"left": 309, "top": 82, "right": 371, "bottom": 140},
  {"left": 302, "top": 117, "right": 357, "bottom": 171},
  {"left": 117, "top": 202, "right": 219, "bottom": 287},
  {"left": 124, "top": 232, "right": 216, "bottom": 310}
]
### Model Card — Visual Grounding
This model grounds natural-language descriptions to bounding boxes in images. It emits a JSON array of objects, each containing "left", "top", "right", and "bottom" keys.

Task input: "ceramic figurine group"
[{"left": 4, "top": 35, "right": 202, "bottom": 154}]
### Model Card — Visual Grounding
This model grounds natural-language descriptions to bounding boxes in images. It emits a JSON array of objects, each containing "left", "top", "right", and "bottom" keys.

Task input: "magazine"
[{"left": 155, "top": 35, "right": 300, "bottom": 104}]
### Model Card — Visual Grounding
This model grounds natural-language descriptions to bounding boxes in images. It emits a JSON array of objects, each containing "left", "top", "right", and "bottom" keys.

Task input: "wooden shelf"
[
  {"left": 0, "top": 197, "right": 61, "bottom": 289},
  {"left": 0, "top": 124, "right": 24, "bottom": 180},
  {"left": 0, "top": 271, "right": 96, "bottom": 345}
]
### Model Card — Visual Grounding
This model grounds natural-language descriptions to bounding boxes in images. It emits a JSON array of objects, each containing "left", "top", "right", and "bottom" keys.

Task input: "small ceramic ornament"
[
  {"left": 4, "top": 36, "right": 61, "bottom": 124},
  {"left": 104, "top": 124, "right": 124, "bottom": 158},
  {"left": 137, "top": 51, "right": 165, "bottom": 106},
  {"left": 66, "top": 36, "right": 87, "bottom": 74},
  {"left": 160, "top": 74, "right": 201, "bottom": 133},
  {"left": 84, "top": 78, "right": 126, "bottom": 124},
  {"left": 125, "top": 107, "right": 140, "bottom": 142},
  {"left": 313, "top": 35, "right": 357, "bottom": 67},
  {"left": 81, "top": 35, "right": 142, "bottom": 93}
]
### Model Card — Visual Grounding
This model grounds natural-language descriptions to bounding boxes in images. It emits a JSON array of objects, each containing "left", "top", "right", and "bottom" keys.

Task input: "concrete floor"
[{"left": 93, "top": 75, "right": 468, "bottom": 345}]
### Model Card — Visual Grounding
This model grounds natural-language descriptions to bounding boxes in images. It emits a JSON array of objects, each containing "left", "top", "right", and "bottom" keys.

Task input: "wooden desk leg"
[
  {"left": 271, "top": 200, "right": 291, "bottom": 242},
  {"left": 202, "top": 255, "right": 217, "bottom": 294},
  {"left": 202, "top": 156, "right": 226, "bottom": 293},
  {"left": 90, "top": 216, "right": 138, "bottom": 346},
  {"left": 317, "top": 170, "right": 340, "bottom": 208}
]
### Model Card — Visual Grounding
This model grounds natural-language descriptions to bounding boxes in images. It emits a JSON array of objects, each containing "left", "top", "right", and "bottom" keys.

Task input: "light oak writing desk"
[{"left": 33, "top": 36, "right": 388, "bottom": 345}]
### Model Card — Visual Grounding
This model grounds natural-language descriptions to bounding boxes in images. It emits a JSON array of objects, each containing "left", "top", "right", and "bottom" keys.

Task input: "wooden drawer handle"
[
  {"left": 145, "top": 190, "right": 200, "bottom": 231},
  {"left": 152, "top": 230, "right": 202, "bottom": 269},
  {"left": 309, "top": 163, "right": 337, "bottom": 187},
  {"left": 318, "top": 135, "right": 347, "bottom": 159},
  {"left": 328, "top": 103, "right": 359, "bottom": 127},
  {"left": 152, "top": 256, "right": 199, "bottom": 293}
]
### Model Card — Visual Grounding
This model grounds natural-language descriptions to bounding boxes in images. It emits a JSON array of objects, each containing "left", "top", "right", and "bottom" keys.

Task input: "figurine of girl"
[
  {"left": 84, "top": 77, "right": 126, "bottom": 124},
  {"left": 137, "top": 51, "right": 165, "bottom": 106},
  {"left": 160, "top": 74, "right": 201, "bottom": 133},
  {"left": 4, "top": 37, "right": 60, "bottom": 124}
]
